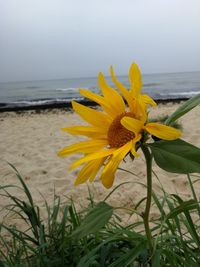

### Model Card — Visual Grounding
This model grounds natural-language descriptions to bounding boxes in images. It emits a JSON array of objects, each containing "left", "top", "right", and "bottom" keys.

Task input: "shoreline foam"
[{"left": 0, "top": 96, "right": 193, "bottom": 112}]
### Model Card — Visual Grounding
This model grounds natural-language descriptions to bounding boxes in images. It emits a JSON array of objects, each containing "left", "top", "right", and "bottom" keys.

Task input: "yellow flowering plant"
[
  {"left": 58, "top": 63, "right": 181, "bottom": 188},
  {"left": 58, "top": 63, "right": 200, "bottom": 264}
]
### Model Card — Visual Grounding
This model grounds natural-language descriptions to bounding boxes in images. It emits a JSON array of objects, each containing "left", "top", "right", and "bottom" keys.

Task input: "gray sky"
[{"left": 0, "top": 0, "right": 200, "bottom": 82}]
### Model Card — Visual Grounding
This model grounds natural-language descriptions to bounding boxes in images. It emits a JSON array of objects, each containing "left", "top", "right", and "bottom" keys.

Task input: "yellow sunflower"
[
  {"left": 110, "top": 63, "right": 157, "bottom": 120},
  {"left": 58, "top": 63, "right": 181, "bottom": 188}
]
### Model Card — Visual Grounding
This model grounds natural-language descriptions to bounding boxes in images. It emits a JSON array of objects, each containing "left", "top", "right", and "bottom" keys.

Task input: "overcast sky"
[{"left": 0, "top": 0, "right": 200, "bottom": 82}]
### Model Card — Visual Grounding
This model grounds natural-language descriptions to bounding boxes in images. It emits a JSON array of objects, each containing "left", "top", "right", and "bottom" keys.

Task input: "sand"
[{"left": 0, "top": 102, "right": 200, "bottom": 225}]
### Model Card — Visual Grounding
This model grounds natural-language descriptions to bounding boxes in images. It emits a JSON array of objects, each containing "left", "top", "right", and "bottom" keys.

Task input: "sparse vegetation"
[{"left": 0, "top": 165, "right": 200, "bottom": 266}]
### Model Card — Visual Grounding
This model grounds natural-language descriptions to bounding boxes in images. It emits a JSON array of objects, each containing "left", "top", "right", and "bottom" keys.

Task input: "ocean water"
[{"left": 0, "top": 71, "right": 200, "bottom": 110}]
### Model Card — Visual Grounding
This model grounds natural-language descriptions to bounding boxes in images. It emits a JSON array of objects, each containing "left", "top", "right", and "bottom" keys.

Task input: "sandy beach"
[{"left": 0, "top": 102, "right": 200, "bottom": 225}]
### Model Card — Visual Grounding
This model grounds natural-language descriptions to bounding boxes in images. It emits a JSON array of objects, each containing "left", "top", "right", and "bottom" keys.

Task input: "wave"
[
  {"left": 159, "top": 91, "right": 200, "bottom": 96},
  {"left": 26, "top": 86, "right": 41, "bottom": 89},
  {"left": 0, "top": 97, "right": 83, "bottom": 108},
  {"left": 55, "top": 87, "right": 80, "bottom": 92},
  {"left": 1, "top": 90, "right": 199, "bottom": 111},
  {"left": 143, "top": 83, "right": 161, "bottom": 87}
]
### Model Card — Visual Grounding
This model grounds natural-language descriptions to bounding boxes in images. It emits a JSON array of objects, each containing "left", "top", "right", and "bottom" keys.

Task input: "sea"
[{"left": 0, "top": 71, "right": 200, "bottom": 111}]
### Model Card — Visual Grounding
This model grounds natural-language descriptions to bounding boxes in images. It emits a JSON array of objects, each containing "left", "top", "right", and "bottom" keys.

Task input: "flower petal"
[
  {"left": 130, "top": 134, "right": 142, "bottom": 157},
  {"left": 133, "top": 99, "right": 148, "bottom": 120},
  {"left": 129, "top": 63, "right": 142, "bottom": 97},
  {"left": 79, "top": 88, "right": 105, "bottom": 105},
  {"left": 100, "top": 141, "right": 132, "bottom": 188},
  {"left": 79, "top": 89, "right": 116, "bottom": 118},
  {"left": 70, "top": 148, "right": 116, "bottom": 170},
  {"left": 110, "top": 66, "right": 136, "bottom": 113},
  {"left": 144, "top": 123, "right": 181, "bottom": 140},
  {"left": 140, "top": 94, "right": 157, "bottom": 107},
  {"left": 58, "top": 139, "right": 108, "bottom": 157},
  {"left": 121, "top": 116, "right": 144, "bottom": 134},
  {"left": 74, "top": 158, "right": 104, "bottom": 185},
  {"left": 62, "top": 125, "right": 107, "bottom": 139},
  {"left": 72, "top": 100, "right": 112, "bottom": 128},
  {"left": 98, "top": 72, "right": 126, "bottom": 115}
]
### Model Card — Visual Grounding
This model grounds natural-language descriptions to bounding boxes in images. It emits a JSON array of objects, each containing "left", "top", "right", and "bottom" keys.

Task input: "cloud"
[{"left": 0, "top": 0, "right": 200, "bottom": 82}]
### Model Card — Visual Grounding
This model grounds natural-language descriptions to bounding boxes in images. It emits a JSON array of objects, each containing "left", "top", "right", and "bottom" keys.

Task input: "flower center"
[{"left": 107, "top": 112, "right": 135, "bottom": 148}]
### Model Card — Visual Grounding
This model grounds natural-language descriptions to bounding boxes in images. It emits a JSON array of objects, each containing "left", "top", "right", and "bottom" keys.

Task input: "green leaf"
[
  {"left": 165, "top": 93, "right": 200, "bottom": 125},
  {"left": 149, "top": 139, "right": 200, "bottom": 174},
  {"left": 72, "top": 202, "right": 113, "bottom": 239},
  {"left": 109, "top": 242, "right": 146, "bottom": 267},
  {"left": 152, "top": 250, "right": 161, "bottom": 267},
  {"left": 166, "top": 199, "right": 198, "bottom": 220}
]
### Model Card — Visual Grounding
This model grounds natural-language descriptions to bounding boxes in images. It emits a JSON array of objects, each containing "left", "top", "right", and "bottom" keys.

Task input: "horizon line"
[{"left": 1, "top": 69, "right": 200, "bottom": 84}]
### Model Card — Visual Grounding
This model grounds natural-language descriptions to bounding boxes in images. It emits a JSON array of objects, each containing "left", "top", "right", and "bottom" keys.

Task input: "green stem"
[{"left": 141, "top": 145, "right": 154, "bottom": 262}]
